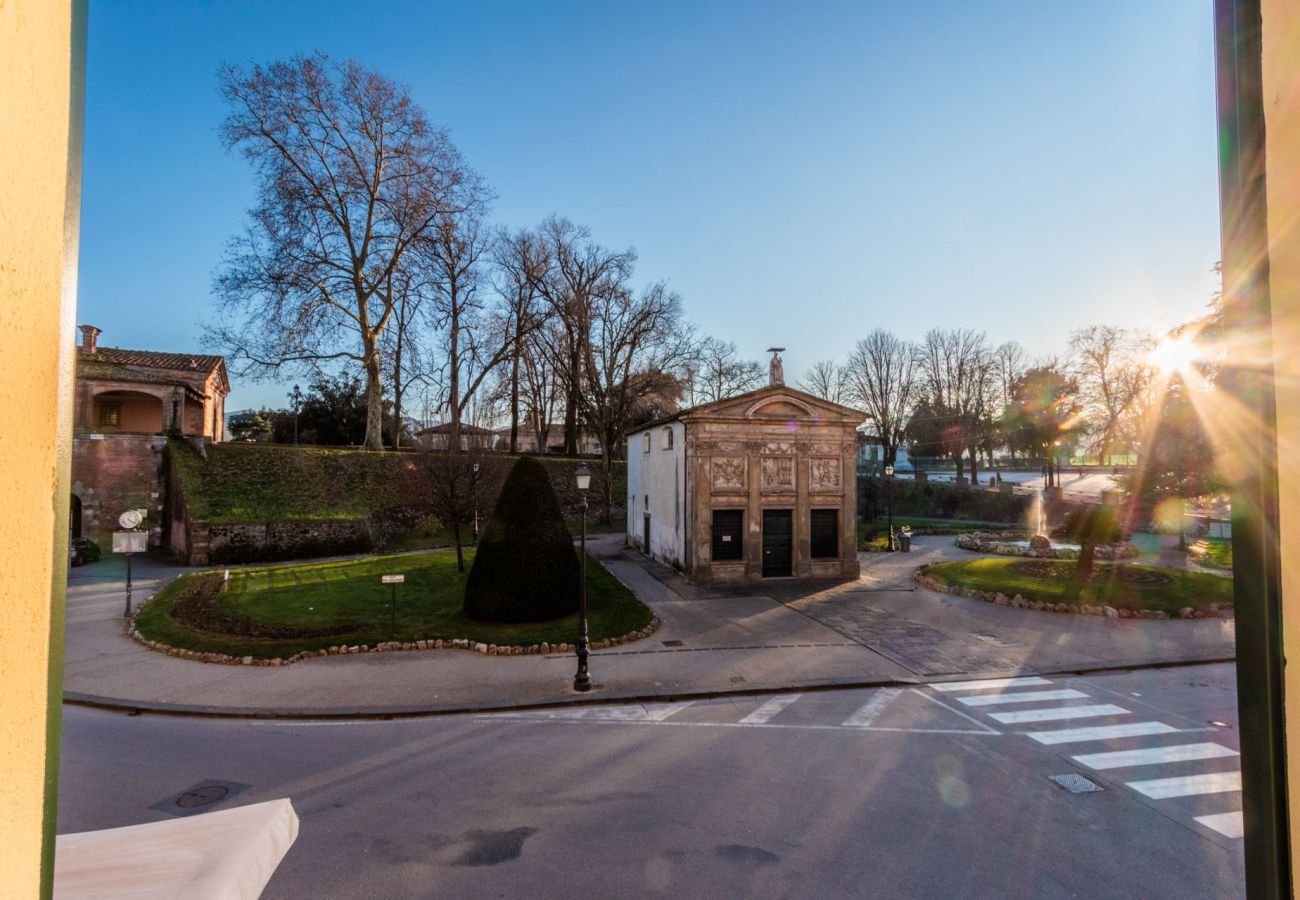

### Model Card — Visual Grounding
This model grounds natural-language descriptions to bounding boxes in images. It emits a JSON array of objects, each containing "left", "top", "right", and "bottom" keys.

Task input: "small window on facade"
[
  {"left": 712, "top": 509, "right": 744, "bottom": 561},
  {"left": 97, "top": 402, "right": 121, "bottom": 427},
  {"left": 810, "top": 509, "right": 839, "bottom": 558},
  {"left": 664, "top": 427, "right": 674, "bottom": 449},
  {"left": 643, "top": 433, "right": 650, "bottom": 453}
]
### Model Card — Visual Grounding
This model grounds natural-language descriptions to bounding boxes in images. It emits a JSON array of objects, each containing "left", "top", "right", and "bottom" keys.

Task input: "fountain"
[{"left": 1027, "top": 489, "right": 1047, "bottom": 541}]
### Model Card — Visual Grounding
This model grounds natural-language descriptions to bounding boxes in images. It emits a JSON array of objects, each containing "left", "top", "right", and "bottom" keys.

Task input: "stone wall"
[
  {"left": 71, "top": 433, "right": 168, "bottom": 547},
  {"left": 192, "top": 519, "right": 373, "bottom": 565}
]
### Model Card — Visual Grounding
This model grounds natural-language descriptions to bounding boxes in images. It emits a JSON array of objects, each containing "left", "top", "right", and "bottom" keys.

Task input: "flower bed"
[{"left": 954, "top": 531, "right": 1139, "bottom": 561}]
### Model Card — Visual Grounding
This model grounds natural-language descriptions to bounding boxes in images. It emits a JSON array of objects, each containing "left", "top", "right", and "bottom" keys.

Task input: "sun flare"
[{"left": 1148, "top": 333, "right": 1201, "bottom": 375}]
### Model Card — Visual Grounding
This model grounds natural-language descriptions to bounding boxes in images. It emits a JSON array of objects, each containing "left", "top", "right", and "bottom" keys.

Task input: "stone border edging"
[
  {"left": 912, "top": 564, "right": 1233, "bottom": 621},
  {"left": 128, "top": 614, "right": 662, "bottom": 666}
]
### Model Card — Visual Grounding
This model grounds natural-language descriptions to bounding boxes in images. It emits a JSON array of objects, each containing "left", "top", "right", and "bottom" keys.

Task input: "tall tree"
[
  {"left": 421, "top": 207, "right": 508, "bottom": 453},
  {"left": 492, "top": 227, "right": 547, "bottom": 453},
  {"left": 580, "top": 281, "right": 688, "bottom": 522},
  {"left": 692, "top": 337, "right": 764, "bottom": 403},
  {"left": 535, "top": 217, "right": 636, "bottom": 456},
  {"left": 843, "top": 330, "right": 919, "bottom": 467},
  {"left": 918, "top": 328, "right": 995, "bottom": 482},
  {"left": 211, "top": 54, "right": 483, "bottom": 450},
  {"left": 1069, "top": 325, "right": 1152, "bottom": 464},
  {"left": 1003, "top": 365, "right": 1081, "bottom": 486},
  {"left": 799, "top": 359, "right": 847, "bottom": 404}
]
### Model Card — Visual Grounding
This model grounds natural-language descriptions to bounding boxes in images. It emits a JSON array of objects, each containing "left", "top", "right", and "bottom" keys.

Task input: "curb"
[{"left": 62, "top": 655, "right": 1236, "bottom": 722}]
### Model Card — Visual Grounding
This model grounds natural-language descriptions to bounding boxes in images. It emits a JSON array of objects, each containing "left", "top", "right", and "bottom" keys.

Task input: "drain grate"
[
  {"left": 150, "top": 780, "right": 249, "bottom": 817},
  {"left": 1050, "top": 773, "right": 1103, "bottom": 794},
  {"left": 661, "top": 640, "right": 684, "bottom": 647},
  {"left": 176, "top": 785, "right": 230, "bottom": 808}
]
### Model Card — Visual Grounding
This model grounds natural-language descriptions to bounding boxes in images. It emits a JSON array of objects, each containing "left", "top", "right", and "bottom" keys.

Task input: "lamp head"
[
  {"left": 575, "top": 462, "right": 591, "bottom": 492},
  {"left": 884, "top": 465, "right": 894, "bottom": 477}
]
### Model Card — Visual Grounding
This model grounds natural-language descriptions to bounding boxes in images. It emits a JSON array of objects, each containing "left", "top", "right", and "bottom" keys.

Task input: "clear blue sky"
[{"left": 78, "top": 1, "right": 1221, "bottom": 411}]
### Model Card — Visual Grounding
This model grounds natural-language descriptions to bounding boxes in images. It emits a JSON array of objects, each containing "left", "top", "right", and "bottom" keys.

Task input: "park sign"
[
  {"left": 112, "top": 531, "right": 148, "bottom": 554},
  {"left": 381, "top": 574, "right": 405, "bottom": 584}
]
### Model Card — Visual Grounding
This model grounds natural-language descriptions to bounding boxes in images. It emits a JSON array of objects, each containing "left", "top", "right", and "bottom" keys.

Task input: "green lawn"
[
  {"left": 922, "top": 558, "right": 1232, "bottom": 614},
  {"left": 1188, "top": 538, "right": 1233, "bottom": 570},
  {"left": 135, "top": 549, "right": 651, "bottom": 659}
]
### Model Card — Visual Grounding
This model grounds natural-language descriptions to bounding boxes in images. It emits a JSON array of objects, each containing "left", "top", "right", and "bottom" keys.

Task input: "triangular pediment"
[{"left": 683, "top": 385, "right": 864, "bottom": 424}]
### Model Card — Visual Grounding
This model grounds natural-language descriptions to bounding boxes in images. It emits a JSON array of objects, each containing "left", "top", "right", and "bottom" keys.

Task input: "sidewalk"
[{"left": 61, "top": 534, "right": 1235, "bottom": 718}]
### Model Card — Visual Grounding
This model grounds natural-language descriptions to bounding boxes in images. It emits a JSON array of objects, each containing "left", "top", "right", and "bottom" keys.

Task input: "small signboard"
[
  {"left": 381, "top": 574, "right": 405, "bottom": 584},
  {"left": 112, "top": 531, "right": 148, "bottom": 554}
]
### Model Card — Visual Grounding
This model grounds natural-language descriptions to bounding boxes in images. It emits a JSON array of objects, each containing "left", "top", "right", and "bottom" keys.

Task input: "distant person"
[{"left": 1077, "top": 467, "right": 1083, "bottom": 480}]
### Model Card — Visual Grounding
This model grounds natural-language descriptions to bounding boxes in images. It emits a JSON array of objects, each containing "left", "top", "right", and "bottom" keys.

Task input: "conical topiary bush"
[{"left": 463, "top": 456, "right": 581, "bottom": 622}]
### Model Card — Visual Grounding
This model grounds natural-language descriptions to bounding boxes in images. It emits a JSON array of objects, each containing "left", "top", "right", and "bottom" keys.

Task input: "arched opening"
[
  {"left": 91, "top": 390, "right": 164, "bottom": 433},
  {"left": 69, "top": 494, "right": 82, "bottom": 540}
]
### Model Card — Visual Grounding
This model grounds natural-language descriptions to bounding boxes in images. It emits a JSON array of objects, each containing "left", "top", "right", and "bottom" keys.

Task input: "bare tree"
[
  {"left": 211, "top": 54, "right": 482, "bottom": 450},
  {"left": 1069, "top": 325, "right": 1151, "bottom": 465},
  {"left": 580, "top": 281, "right": 688, "bottom": 522},
  {"left": 843, "top": 330, "right": 919, "bottom": 467},
  {"left": 918, "top": 328, "right": 995, "bottom": 482},
  {"left": 799, "top": 359, "right": 847, "bottom": 404},
  {"left": 380, "top": 267, "right": 434, "bottom": 448},
  {"left": 492, "top": 227, "right": 547, "bottom": 453},
  {"left": 534, "top": 217, "right": 636, "bottom": 456},
  {"left": 993, "top": 342, "right": 1028, "bottom": 410},
  {"left": 691, "top": 337, "right": 763, "bottom": 403},
  {"left": 519, "top": 330, "right": 562, "bottom": 453},
  {"left": 420, "top": 207, "right": 510, "bottom": 452}
]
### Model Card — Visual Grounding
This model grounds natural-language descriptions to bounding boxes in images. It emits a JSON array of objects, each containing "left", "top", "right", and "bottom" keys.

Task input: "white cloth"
[{"left": 55, "top": 798, "right": 299, "bottom": 899}]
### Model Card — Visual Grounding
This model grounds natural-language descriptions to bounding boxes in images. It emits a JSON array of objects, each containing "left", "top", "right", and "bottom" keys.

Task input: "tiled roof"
[{"left": 83, "top": 347, "right": 225, "bottom": 374}]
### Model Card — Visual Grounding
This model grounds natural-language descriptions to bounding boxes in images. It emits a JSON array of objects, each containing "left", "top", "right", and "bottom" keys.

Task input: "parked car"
[{"left": 69, "top": 537, "right": 101, "bottom": 567}]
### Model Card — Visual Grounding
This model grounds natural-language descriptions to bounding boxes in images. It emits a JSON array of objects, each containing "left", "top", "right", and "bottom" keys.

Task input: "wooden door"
[{"left": 762, "top": 509, "right": 793, "bottom": 577}]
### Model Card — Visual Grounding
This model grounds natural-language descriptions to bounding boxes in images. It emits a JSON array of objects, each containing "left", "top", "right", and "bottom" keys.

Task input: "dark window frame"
[
  {"left": 711, "top": 508, "right": 744, "bottom": 561},
  {"left": 810, "top": 508, "right": 839, "bottom": 559}
]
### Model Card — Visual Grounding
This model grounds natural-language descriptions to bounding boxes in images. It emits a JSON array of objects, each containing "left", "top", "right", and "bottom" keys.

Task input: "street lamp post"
[
  {"left": 885, "top": 465, "right": 895, "bottom": 552},
  {"left": 291, "top": 384, "right": 302, "bottom": 445},
  {"left": 573, "top": 463, "right": 592, "bottom": 692},
  {"left": 471, "top": 462, "right": 481, "bottom": 546}
]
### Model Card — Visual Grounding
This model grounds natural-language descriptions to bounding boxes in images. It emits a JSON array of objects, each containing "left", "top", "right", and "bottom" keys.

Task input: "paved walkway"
[{"left": 61, "top": 534, "right": 1235, "bottom": 717}]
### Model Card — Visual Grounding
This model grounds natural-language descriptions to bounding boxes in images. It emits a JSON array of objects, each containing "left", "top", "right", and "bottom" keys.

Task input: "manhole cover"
[
  {"left": 150, "top": 780, "right": 249, "bottom": 817},
  {"left": 661, "top": 640, "right": 684, "bottom": 647},
  {"left": 175, "top": 785, "right": 229, "bottom": 808},
  {"left": 1050, "top": 774, "right": 1103, "bottom": 794}
]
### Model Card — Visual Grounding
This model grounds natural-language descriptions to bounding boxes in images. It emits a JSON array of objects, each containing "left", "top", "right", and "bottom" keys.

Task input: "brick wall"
[{"left": 71, "top": 434, "right": 167, "bottom": 547}]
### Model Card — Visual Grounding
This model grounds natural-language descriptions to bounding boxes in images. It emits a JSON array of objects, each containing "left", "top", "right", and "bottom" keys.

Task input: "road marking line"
[
  {"left": 931, "top": 677, "right": 1052, "bottom": 692},
  {"left": 483, "top": 716, "right": 995, "bottom": 735},
  {"left": 910, "top": 689, "right": 1002, "bottom": 734},
  {"left": 1127, "top": 771, "right": 1242, "bottom": 799},
  {"left": 1195, "top": 811, "right": 1245, "bottom": 839},
  {"left": 989, "top": 704, "right": 1129, "bottom": 724},
  {"left": 495, "top": 702, "right": 697, "bottom": 722},
  {"left": 1072, "top": 742, "right": 1239, "bottom": 771},
  {"left": 739, "top": 695, "right": 802, "bottom": 725},
  {"left": 959, "top": 689, "right": 1087, "bottom": 707},
  {"left": 1024, "top": 722, "right": 1179, "bottom": 745},
  {"left": 841, "top": 689, "right": 903, "bottom": 727}
]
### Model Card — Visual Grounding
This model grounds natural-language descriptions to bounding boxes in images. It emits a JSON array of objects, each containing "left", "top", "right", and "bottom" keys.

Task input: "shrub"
[{"left": 463, "top": 456, "right": 581, "bottom": 622}]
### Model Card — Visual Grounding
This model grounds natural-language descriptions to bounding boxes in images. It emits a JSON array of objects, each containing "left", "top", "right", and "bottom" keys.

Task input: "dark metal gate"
[{"left": 762, "top": 509, "right": 792, "bottom": 577}]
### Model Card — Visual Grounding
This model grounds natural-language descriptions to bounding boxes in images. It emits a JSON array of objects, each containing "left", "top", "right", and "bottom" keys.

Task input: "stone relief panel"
[
  {"left": 810, "top": 457, "right": 842, "bottom": 490},
  {"left": 761, "top": 456, "right": 795, "bottom": 491},
  {"left": 710, "top": 456, "right": 747, "bottom": 490}
]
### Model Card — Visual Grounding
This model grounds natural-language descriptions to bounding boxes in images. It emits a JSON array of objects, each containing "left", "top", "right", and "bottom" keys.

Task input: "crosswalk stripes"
[
  {"left": 928, "top": 675, "right": 1243, "bottom": 841},
  {"left": 841, "top": 689, "right": 903, "bottom": 727},
  {"left": 1127, "top": 771, "right": 1242, "bottom": 800},
  {"left": 1195, "top": 811, "right": 1245, "bottom": 839},
  {"left": 739, "top": 695, "right": 801, "bottom": 725},
  {"left": 988, "top": 704, "right": 1130, "bottom": 724},
  {"left": 957, "top": 689, "right": 1088, "bottom": 707},
  {"left": 1024, "top": 722, "right": 1179, "bottom": 745},
  {"left": 1071, "top": 742, "right": 1238, "bottom": 771}
]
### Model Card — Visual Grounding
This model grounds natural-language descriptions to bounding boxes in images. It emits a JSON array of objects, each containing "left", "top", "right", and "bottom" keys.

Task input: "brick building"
[{"left": 71, "top": 325, "right": 229, "bottom": 547}]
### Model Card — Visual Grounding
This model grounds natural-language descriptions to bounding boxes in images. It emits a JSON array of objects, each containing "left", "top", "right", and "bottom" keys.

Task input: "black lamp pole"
[
  {"left": 472, "top": 462, "right": 481, "bottom": 546},
  {"left": 574, "top": 463, "right": 592, "bottom": 692},
  {"left": 885, "top": 465, "right": 895, "bottom": 552}
]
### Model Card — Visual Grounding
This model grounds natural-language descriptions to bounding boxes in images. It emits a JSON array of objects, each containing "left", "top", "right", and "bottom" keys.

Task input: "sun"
[{"left": 1148, "top": 333, "right": 1202, "bottom": 375}]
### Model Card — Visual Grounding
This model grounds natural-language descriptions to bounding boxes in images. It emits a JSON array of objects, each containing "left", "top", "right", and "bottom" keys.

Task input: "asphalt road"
[{"left": 58, "top": 664, "right": 1245, "bottom": 899}]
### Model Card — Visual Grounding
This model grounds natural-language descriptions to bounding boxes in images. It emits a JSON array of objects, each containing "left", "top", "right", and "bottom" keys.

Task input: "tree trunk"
[
  {"left": 452, "top": 520, "right": 464, "bottom": 573},
  {"left": 362, "top": 348, "right": 384, "bottom": 451},
  {"left": 509, "top": 345, "right": 521, "bottom": 454},
  {"left": 968, "top": 446, "right": 979, "bottom": 484},
  {"left": 600, "top": 446, "right": 614, "bottom": 525}
]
